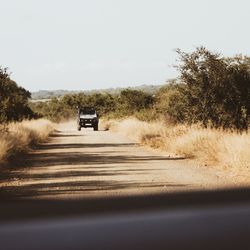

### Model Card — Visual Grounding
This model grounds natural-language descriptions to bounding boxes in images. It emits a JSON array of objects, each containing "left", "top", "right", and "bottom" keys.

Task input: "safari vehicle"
[{"left": 77, "top": 107, "right": 99, "bottom": 131}]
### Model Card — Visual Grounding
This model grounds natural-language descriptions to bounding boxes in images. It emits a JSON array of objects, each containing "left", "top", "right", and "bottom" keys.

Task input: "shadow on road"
[
  {"left": 1, "top": 179, "right": 188, "bottom": 199},
  {"left": 39, "top": 142, "right": 138, "bottom": 149},
  {"left": 0, "top": 132, "right": 187, "bottom": 199},
  {"left": 50, "top": 134, "right": 84, "bottom": 138}
]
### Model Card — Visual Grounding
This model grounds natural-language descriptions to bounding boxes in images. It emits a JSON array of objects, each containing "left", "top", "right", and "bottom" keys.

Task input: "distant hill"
[{"left": 31, "top": 84, "right": 164, "bottom": 100}]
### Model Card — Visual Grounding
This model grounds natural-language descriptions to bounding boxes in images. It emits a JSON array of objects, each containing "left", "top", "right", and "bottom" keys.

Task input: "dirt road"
[{"left": 0, "top": 122, "right": 231, "bottom": 199}]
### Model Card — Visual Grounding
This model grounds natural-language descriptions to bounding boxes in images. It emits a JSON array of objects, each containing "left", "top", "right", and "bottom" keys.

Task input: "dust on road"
[{"left": 0, "top": 122, "right": 232, "bottom": 199}]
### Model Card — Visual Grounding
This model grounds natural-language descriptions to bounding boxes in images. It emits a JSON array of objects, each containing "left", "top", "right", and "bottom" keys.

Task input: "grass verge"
[
  {"left": 104, "top": 118, "right": 250, "bottom": 179},
  {"left": 0, "top": 119, "right": 55, "bottom": 167}
]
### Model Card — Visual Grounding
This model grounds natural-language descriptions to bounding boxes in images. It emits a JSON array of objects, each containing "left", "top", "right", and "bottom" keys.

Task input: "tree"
[
  {"left": 155, "top": 83, "right": 188, "bottom": 123},
  {"left": 176, "top": 47, "right": 250, "bottom": 131},
  {"left": 0, "top": 67, "right": 34, "bottom": 123},
  {"left": 120, "top": 89, "right": 154, "bottom": 113}
]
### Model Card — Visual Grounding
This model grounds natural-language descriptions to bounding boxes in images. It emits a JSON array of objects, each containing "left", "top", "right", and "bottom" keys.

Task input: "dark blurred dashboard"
[{"left": 1, "top": 188, "right": 250, "bottom": 250}]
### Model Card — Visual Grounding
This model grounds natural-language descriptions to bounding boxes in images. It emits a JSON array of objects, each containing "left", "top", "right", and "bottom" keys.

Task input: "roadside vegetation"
[
  {"left": 0, "top": 119, "right": 54, "bottom": 166},
  {"left": 0, "top": 67, "right": 38, "bottom": 124},
  {"left": 0, "top": 68, "right": 54, "bottom": 167},
  {"left": 31, "top": 47, "right": 250, "bottom": 132},
  {"left": 104, "top": 118, "right": 250, "bottom": 180}
]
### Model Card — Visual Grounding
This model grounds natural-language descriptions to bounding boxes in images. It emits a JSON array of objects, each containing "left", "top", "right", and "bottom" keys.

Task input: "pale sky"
[{"left": 1, "top": 0, "right": 250, "bottom": 91}]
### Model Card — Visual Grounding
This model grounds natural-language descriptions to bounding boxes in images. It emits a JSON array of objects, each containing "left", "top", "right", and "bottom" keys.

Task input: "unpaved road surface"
[{"left": 0, "top": 122, "right": 232, "bottom": 199}]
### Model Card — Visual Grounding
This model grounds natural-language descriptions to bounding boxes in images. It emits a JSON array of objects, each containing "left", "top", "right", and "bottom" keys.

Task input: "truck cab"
[{"left": 77, "top": 107, "right": 99, "bottom": 131}]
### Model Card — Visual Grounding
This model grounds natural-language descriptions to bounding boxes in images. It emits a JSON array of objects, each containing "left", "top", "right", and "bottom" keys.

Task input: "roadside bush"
[
  {"left": 0, "top": 119, "right": 54, "bottom": 166},
  {"left": 31, "top": 89, "right": 155, "bottom": 122},
  {"left": 0, "top": 67, "right": 35, "bottom": 123},
  {"left": 154, "top": 83, "right": 188, "bottom": 124},
  {"left": 175, "top": 47, "right": 250, "bottom": 131}
]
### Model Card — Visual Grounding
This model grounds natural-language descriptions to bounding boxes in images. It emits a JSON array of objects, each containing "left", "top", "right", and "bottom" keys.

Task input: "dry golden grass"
[
  {"left": 105, "top": 118, "right": 250, "bottom": 178},
  {"left": 0, "top": 119, "right": 55, "bottom": 166}
]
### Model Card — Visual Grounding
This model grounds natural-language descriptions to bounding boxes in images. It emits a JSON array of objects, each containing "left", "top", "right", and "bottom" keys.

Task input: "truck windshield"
[{"left": 80, "top": 108, "right": 96, "bottom": 115}]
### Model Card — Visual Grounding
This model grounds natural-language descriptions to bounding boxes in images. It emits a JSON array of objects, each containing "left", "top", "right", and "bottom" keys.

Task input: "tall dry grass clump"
[
  {"left": 106, "top": 118, "right": 250, "bottom": 177},
  {"left": 0, "top": 119, "right": 55, "bottom": 166}
]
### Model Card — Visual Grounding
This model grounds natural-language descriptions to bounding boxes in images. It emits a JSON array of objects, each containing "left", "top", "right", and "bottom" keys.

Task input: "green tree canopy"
[
  {"left": 176, "top": 47, "right": 250, "bottom": 130},
  {"left": 0, "top": 67, "right": 34, "bottom": 123}
]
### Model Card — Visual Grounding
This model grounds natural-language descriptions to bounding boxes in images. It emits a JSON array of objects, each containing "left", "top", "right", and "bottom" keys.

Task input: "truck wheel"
[
  {"left": 78, "top": 126, "right": 81, "bottom": 131},
  {"left": 93, "top": 125, "right": 98, "bottom": 131}
]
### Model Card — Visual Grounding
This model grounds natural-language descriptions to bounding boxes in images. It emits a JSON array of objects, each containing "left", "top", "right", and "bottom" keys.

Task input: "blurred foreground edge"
[{"left": 1, "top": 187, "right": 250, "bottom": 250}]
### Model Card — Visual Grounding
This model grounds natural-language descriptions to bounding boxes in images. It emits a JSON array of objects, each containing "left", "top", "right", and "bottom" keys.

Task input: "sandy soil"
[{"left": 0, "top": 122, "right": 235, "bottom": 199}]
